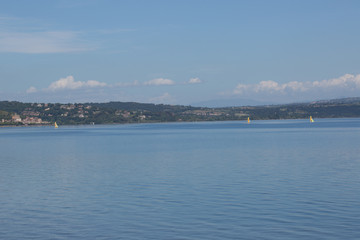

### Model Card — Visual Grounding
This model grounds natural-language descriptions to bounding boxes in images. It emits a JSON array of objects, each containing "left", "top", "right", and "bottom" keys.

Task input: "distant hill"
[
  {"left": 309, "top": 97, "right": 360, "bottom": 105},
  {"left": 1, "top": 97, "right": 360, "bottom": 126},
  {"left": 193, "top": 97, "right": 360, "bottom": 108},
  {"left": 88, "top": 101, "right": 196, "bottom": 112}
]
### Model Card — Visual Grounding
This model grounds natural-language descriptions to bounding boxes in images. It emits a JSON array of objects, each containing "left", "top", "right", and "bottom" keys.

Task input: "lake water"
[{"left": 1, "top": 119, "right": 360, "bottom": 239}]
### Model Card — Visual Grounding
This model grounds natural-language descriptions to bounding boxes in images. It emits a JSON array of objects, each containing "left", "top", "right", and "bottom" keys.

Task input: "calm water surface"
[{"left": 1, "top": 119, "right": 360, "bottom": 239}]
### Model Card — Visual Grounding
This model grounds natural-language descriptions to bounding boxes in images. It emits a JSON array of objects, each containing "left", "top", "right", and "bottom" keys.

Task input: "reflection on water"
[{"left": 1, "top": 119, "right": 360, "bottom": 239}]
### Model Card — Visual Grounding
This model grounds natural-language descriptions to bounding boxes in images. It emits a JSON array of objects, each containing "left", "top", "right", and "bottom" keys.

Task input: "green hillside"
[{"left": 1, "top": 97, "right": 360, "bottom": 126}]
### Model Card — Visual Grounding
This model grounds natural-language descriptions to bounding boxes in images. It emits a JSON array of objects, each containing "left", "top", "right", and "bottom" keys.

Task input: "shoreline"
[{"left": 1, "top": 116, "right": 359, "bottom": 128}]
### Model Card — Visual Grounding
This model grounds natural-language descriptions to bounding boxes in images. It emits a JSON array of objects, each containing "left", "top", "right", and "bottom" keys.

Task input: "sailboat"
[
  {"left": 247, "top": 117, "right": 250, "bottom": 123},
  {"left": 54, "top": 122, "right": 58, "bottom": 128},
  {"left": 310, "top": 116, "right": 314, "bottom": 123}
]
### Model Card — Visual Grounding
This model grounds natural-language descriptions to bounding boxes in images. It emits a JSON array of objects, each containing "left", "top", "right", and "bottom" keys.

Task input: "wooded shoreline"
[{"left": 1, "top": 97, "right": 360, "bottom": 126}]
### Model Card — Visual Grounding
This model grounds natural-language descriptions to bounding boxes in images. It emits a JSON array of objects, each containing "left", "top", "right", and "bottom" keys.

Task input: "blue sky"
[{"left": 1, "top": 0, "right": 360, "bottom": 106}]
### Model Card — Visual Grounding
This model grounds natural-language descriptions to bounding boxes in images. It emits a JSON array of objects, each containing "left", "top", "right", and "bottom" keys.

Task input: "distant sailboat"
[
  {"left": 54, "top": 122, "right": 58, "bottom": 128},
  {"left": 247, "top": 117, "right": 250, "bottom": 123},
  {"left": 310, "top": 116, "right": 314, "bottom": 123}
]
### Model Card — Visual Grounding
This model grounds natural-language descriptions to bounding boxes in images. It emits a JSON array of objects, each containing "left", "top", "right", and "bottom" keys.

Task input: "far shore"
[{"left": 2, "top": 116, "right": 359, "bottom": 129}]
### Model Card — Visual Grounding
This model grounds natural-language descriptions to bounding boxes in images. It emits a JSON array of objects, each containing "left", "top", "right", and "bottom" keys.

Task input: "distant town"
[{"left": 1, "top": 97, "right": 360, "bottom": 126}]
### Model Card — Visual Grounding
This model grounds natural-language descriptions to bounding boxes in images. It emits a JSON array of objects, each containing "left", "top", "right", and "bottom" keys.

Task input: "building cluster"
[
  {"left": 184, "top": 109, "right": 225, "bottom": 116},
  {"left": 1, "top": 114, "right": 47, "bottom": 125},
  {"left": 60, "top": 104, "right": 91, "bottom": 118},
  {"left": 1, "top": 103, "right": 95, "bottom": 125}
]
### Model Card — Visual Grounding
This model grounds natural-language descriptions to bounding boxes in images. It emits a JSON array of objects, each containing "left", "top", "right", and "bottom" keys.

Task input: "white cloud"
[
  {"left": 46, "top": 76, "right": 107, "bottom": 91},
  {"left": 233, "top": 84, "right": 249, "bottom": 94},
  {"left": 114, "top": 80, "right": 140, "bottom": 87},
  {"left": 235, "top": 80, "right": 309, "bottom": 95},
  {"left": 254, "top": 80, "right": 282, "bottom": 93},
  {"left": 188, "top": 77, "right": 202, "bottom": 84},
  {"left": 283, "top": 81, "right": 308, "bottom": 91},
  {"left": 0, "top": 31, "right": 93, "bottom": 53},
  {"left": 144, "top": 78, "right": 175, "bottom": 86},
  {"left": 233, "top": 74, "right": 360, "bottom": 101},
  {"left": 312, "top": 74, "right": 360, "bottom": 89},
  {"left": 26, "top": 86, "right": 37, "bottom": 93},
  {"left": 149, "top": 92, "right": 174, "bottom": 103}
]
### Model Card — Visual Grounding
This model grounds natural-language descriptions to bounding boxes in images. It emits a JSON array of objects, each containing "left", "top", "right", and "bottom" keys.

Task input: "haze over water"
[{"left": 1, "top": 119, "right": 360, "bottom": 239}]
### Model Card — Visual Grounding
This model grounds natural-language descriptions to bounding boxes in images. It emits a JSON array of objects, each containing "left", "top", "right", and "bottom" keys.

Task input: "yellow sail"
[
  {"left": 310, "top": 116, "right": 314, "bottom": 123},
  {"left": 247, "top": 117, "right": 250, "bottom": 123},
  {"left": 54, "top": 122, "right": 58, "bottom": 128}
]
